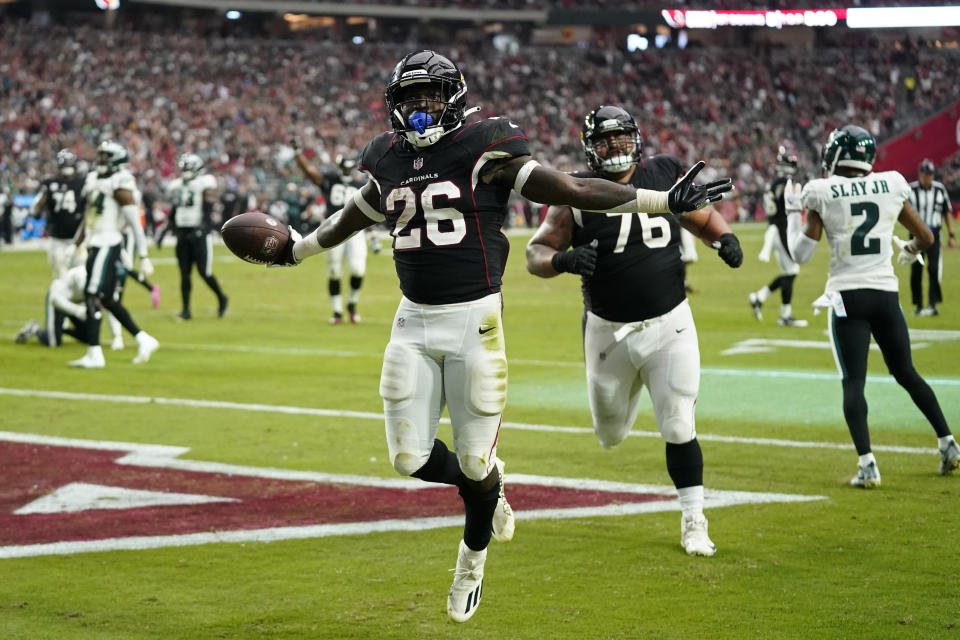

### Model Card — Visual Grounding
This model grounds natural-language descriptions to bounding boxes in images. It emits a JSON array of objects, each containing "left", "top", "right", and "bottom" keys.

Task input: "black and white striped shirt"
[{"left": 908, "top": 180, "right": 951, "bottom": 228}]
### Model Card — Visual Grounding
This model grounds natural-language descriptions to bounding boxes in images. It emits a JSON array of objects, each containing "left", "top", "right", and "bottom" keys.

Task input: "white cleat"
[
  {"left": 938, "top": 440, "right": 960, "bottom": 475},
  {"left": 68, "top": 352, "right": 105, "bottom": 369},
  {"left": 850, "top": 460, "right": 881, "bottom": 488},
  {"left": 748, "top": 292, "right": 763, "bottom": 321},
  {"left": 447, "top": 539, "right": 486, "bottom": 623},
  {"left": 681, "top": 514, "right": 716, "bottom": 556},
  {"left": 491, "top": 458, "right": 515, "bottom": 543},
  {"left": 133, "top": 334, "right": 159, "bottom": 364},
  {"left": 110, "top": 337, "right": 125, "bottom": 351}
]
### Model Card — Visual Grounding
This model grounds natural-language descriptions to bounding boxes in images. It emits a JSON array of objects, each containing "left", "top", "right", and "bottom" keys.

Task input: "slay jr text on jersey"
[{"left": 829, "top": 178, "right": 891, "bottom": 199}]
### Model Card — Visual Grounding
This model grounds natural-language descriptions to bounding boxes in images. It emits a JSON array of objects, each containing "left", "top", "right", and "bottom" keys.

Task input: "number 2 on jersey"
[
  {"left": 850, "top": 202, "right": 880, "bottom": 255},
  {"left": 607, "top": 212, "right": 671, "bottom": 253}
]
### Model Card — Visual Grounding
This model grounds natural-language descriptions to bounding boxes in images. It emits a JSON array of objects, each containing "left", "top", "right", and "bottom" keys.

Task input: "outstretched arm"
[
  {"left": 276, "top": 181, "right": 382, "bottom": 265},
  {"left": 487, "top": 156, "right": 731, "bottom": 215}
]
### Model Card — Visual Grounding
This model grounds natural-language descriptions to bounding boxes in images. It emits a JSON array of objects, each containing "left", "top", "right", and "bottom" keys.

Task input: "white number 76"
[{"left": 606, "top": 212, "right": 671, "bottom": 253}]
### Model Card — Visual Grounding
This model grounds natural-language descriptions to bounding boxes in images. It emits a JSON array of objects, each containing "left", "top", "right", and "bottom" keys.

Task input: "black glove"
[
  {"left": 668, "top": 161, "right": 734, "bottom": 214},
  {"left": 271, "top": 225, "right": 303, "bottom": 267},
  {"left": 290, "top": 138, "right": 301, "bottom": 153},
  {"left": 716, "top": 233, "right": 743, "bottom": 268},
  {"left": 551, "top": 241, "right": 598, "bottom": 277}
]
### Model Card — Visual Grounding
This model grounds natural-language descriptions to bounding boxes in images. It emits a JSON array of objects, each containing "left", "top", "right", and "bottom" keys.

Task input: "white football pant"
[
  {"left": 584, "top": 299, "right": 699, "bottom": 447},
  {"left": 325, "top": 231, "right": 368, "bottom": 279},
  {"left": 380, "top": 292, "right": 506, "bottom": 482}
]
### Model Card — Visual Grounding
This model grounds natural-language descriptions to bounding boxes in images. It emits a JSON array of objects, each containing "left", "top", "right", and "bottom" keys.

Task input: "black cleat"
[{"left": 218, "top": 296, "right": 229, "bottom": 318}]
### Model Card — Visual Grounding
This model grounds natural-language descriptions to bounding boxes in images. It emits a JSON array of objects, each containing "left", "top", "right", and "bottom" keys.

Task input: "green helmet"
[
  {"left": 96, "top": 140, "right": 129, "bottom": 177},
  {"left": 820, "top": 124, "right": 876, "bottom": 176}
]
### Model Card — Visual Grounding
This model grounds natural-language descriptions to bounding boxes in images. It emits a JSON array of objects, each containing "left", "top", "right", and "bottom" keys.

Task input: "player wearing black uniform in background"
[
  {"left": 292, "top": 143, "right": 369, "bottom": 323},
  {"left": 526, "top": 105, "right": 742, "bottom": 558},
  {"left": 272, "top": 52, "right": 731, "bottom": 622},
  {"left": 31, "top": 149, "right": 87, "bottom": 278},
  {"left": 749, "top": 147, "right": 807, "bottom": 327},
  {"left": 166, "top": 153, "right": 228, "bottom": 320}
]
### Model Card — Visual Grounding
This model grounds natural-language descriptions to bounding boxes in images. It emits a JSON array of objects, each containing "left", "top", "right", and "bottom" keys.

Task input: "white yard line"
[{"left": 0, "top": 387, "right": 940, "bottom": 456}]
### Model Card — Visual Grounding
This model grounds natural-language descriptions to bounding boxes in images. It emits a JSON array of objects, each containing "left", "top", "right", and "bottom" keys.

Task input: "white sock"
[
  {"left": 135, "top": 331, "right": 153, "bottom": 345},
  {"left": 757, "top": 286, "right": 771, "bottom": 303},
  {"left": 348, "top": 289, "right": 360, "bottom": 305},
  {"left": 781, "top": 303, "right": 792, "bottom": 318},
  {"left": 938, "top": 435, "right": 956, "bottom": 449},
  {"left": 858, "top": 452, "right": 876, "bottom": 467},
  {"left": 677, "top": 485, "right": 704, "bottom": 519},
  {"left": 88, "top": 345, "right": 104, "bottom": 358},
  {"left": 331, "top": 294, "right": 343, "bottom": 315}
]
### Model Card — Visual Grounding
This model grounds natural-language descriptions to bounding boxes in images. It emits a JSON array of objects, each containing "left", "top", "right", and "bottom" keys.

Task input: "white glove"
[
  {"left": 892, "top": 236, "right": 924, "bottom": 266},
  {"left": 784, "top": 178, "right": 803, "bottom": 213},
  {"left": 139, "top": 257, "right": 154, "bottom": 278}
]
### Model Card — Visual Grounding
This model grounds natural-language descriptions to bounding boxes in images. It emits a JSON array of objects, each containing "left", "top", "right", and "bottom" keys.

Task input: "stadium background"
[{"left": 1, "top": 1, "right": 959, "bottom": 638}]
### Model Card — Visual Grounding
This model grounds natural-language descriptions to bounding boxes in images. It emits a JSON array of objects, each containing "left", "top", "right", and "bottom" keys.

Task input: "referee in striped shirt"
[{"left": 908, "top": 159, "right": 956, "bottom": 316}]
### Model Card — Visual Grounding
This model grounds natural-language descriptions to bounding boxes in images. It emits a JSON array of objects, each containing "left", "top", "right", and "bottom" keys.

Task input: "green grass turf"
[{"left": 0, "top": 223, "right": 958, "bottom": 639}]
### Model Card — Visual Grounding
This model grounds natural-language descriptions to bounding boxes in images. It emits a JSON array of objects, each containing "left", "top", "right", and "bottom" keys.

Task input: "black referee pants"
[{"left": 910, "top": 227, "right": 942, "bottom": 308}]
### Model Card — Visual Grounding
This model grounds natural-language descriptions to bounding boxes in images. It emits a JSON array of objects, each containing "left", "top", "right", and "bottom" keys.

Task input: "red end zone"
[{"left": 0, "top": 432, "right": 824, "bottom": 557}]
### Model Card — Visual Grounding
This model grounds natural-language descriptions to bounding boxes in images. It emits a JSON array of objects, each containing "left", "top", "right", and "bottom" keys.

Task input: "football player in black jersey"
[
  {"left": 292, "top": 144, "right": 369, "bottom": 324},
  {"left": 526, "top": 105, "right": 743, "bottom": 558},
  {"left": 749, "top": 147, "right": 807, "bottom": 327},
  {"left": 30, "top": 148, "right": 87, "bottom": 278},
  {"left": 273, "top": 53, "right": 732, "bottom": 622}
]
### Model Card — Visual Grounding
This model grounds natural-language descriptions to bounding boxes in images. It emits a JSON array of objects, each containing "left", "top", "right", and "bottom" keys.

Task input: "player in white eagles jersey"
[
  {"left": 70, "top": 140, "right": 159, "bottom": 369},
  {"left": 786, "top": 124, "right": 958, "bottom": 487},
  {"left": 166, "top": 153, "right": 228, "bottom": 320}
]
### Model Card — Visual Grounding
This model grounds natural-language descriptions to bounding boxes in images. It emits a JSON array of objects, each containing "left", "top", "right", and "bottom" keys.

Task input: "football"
[{"left": 220, "top": 212, "right": 290, "bottom": 265}]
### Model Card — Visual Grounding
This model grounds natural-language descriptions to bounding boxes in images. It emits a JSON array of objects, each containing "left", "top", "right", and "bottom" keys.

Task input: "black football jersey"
[
  {"left": 319, "top": 169, "right": 366, "bottom": 217},
  {"left": 767, "top": 174, "right": 789, "bottom": 248},
  {"left": 40, "top": 174, "right": 87, "bottom": 239},
  {"left": 359, "top": 118, "right": 530, "bottom": 304},
  {"left": 571, "top": 155, "right": 687, "bottom": 322}
]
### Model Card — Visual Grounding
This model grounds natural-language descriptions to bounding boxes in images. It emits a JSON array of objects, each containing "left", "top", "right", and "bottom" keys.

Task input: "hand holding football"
[{"left": 221, "top": 212, "right": 290, "bottom": 265}]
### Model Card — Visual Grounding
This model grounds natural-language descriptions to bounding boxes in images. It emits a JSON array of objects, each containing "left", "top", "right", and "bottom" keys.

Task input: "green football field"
[{"left": 1, "top": 223, "right": 958, "bottom": 639}]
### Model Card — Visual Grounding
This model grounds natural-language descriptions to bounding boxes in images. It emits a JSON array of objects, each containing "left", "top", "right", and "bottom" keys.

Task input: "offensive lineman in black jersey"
[
  {"left": 31, "top": 149, "right": 86, "bottom": 278},
  {"left": 749, "top": 147, "right": 808, "bottom": 327},
  {"left": 272, "top": 52, "right": 732, "bottom": 622},
  {"left": 292, "top": 145, "right": 369, "bottom": 323},
  {"left": 526, "top": 105, "right": 743, "bottom": 557}
]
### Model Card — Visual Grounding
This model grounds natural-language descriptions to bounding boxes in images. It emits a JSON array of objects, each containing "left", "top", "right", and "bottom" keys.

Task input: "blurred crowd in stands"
[{"left": 1, "top": 16, "right": 958, "bottom": 243}]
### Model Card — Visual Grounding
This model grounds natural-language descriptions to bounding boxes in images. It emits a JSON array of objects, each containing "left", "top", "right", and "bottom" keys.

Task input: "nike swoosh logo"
[
  {"left": 675, "top": 327, "right": 687, "bottom": 334},
  {"left": 479, "top": 327, "right": 495, "bottom": 335}
]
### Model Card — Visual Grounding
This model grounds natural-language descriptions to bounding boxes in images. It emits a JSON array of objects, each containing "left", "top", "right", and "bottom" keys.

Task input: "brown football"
[{"left": 221, "top": 212, "right": 289, "bottom": 265}]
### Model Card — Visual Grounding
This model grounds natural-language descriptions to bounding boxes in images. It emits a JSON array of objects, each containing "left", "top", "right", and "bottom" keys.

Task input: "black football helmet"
[
  {"left": 581, "top": 105, "right": 643, "bottom": 175},
  {"left": 57, "top": 148, "right": 78, "bottom": 178},
  {"left": 336, "top": 153, "right": 357, "bottom": 176},
  {"left": 821, "top": 124, "right": 876, "bottom": 176},
  {"left": 384, "top": 50, "right": 468, "bottom": 148},
  {"left": 774, "top": 146, "right": 799, "bottom": 176}
]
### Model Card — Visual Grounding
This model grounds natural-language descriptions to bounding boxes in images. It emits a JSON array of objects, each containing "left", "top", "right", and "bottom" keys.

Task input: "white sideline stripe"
[
  {"left": 0, "top": 487, "right": 822, "bottom": 560},
  {"left": 0, "top": 389, "right": 939, "bottom": 457},
  {"left": 156, "top": 342, "right": 960, "bottom": 386}
]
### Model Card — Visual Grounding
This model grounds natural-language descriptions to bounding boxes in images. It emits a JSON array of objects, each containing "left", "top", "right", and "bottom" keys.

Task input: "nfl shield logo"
[
  {"left": 413, "top": 157, "right": 423, "bottom": 170},
  {"left": 397, "top": 317, "right": 406, "bottom": 328}
]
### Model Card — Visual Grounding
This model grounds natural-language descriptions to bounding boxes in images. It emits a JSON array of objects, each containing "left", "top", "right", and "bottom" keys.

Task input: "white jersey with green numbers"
[
  {"left": 801, "top": 170, "right": 910, "bottom": 294},
  {"left": 168, "top": 173, "right": 217, "bottom": 228},
  {"left": 82, "top": 169, "right": 140, "bottom": 248}
]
